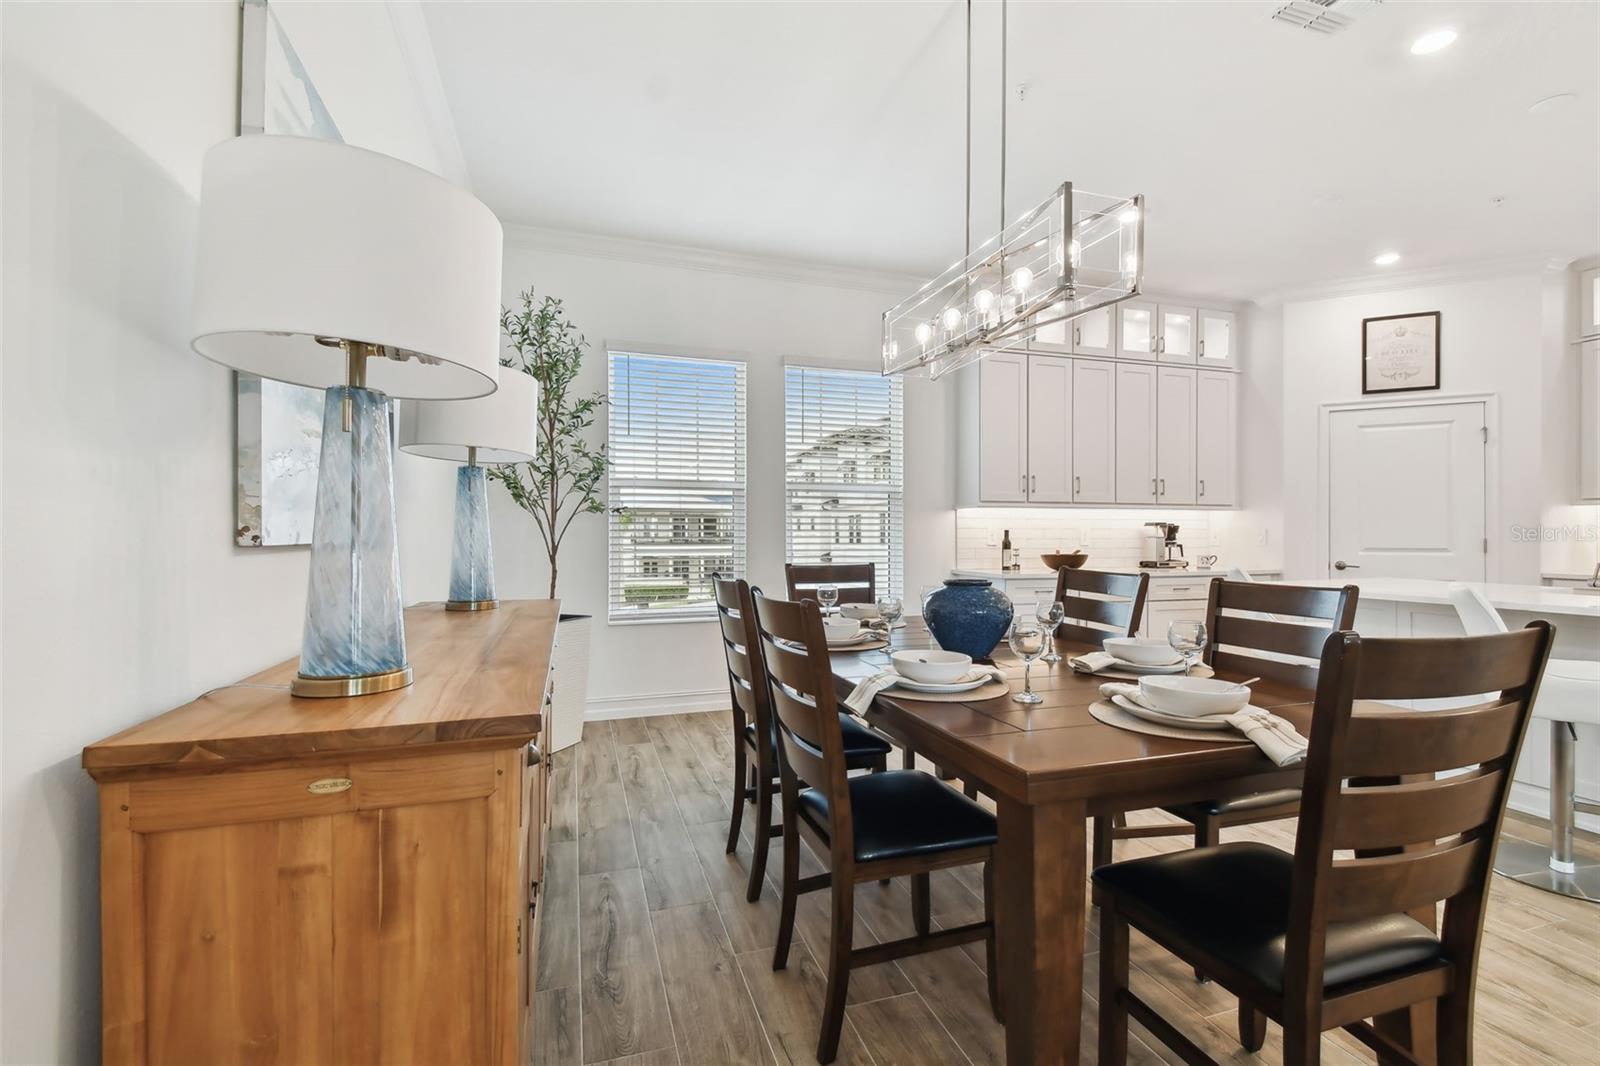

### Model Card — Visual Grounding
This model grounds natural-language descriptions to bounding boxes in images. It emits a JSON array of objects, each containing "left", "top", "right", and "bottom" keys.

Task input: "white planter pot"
[{"left": 548, "top": 613, "right": 591, "bottom": 752}]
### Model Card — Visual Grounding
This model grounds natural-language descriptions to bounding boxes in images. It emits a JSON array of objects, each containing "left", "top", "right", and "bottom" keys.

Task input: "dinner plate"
[
  {"left": 890, "top": 673, "right": 993, "bottom": 694},
  {"left": 1104, "top": 657, "right": 1189, "bottom": 675},
  {"left": 825, "top": 631, "right": 878, "bottom": 647},
  {"left": 1110, "top": 694, "right": 1234, "bottom": 730}
]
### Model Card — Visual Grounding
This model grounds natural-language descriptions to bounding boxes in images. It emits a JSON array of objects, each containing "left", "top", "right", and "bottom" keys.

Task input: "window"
[
  {"left": 784, "top": 366, "right": 904, "bottom": 597},
  {"left": 608, "top": 350, "right": 747, "bottom": 622}
]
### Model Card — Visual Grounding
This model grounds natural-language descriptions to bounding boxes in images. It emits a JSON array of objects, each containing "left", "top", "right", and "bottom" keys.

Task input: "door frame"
[{"left": 1315, "top": 391, "right": 1499, "bottom": 582}]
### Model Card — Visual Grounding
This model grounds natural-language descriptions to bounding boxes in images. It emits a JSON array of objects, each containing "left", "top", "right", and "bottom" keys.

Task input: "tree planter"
[{"left": 548, "top": 613, "right": 590, "bottom": 752}]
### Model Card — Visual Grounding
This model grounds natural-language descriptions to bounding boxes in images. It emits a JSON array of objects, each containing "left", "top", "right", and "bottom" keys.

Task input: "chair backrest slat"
[
  {"left": 1284, "top": 623, "right": 1554, "bottom": 1004},
  {"left": 785, "top": 562, "right": 876, "bottom": 605},
  {"left": 1203, "top": 579, "right": 1358, "bottom": 688},
  {"left": 713, "top": 574, "right": 771, "bottom": 752},
  {"left": 1053, "top": 568, "right": 1149, "bottom": 648},
  {"left": 751, "top": 590, "right": 854, "bottom": 850},
  {"left": 1331, "top": 768, "right": 1506, "bottom": 852}
]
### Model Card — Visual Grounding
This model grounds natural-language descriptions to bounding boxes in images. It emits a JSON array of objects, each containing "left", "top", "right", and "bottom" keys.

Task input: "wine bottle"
[{"left": 1001, "top": 529, "right": 1014, "bottom": 571}]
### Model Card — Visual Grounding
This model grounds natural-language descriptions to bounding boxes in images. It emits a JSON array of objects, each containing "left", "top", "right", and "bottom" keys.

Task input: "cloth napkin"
[
  {"left": 1069, "top": 651, "right": 1122, "bottom": 674},
  {"left": 1097, "top": 682, "right": 1309, "bottom": 767},
  {"left": 843, "top": 665, "right": 1005, "bottom": 716}
]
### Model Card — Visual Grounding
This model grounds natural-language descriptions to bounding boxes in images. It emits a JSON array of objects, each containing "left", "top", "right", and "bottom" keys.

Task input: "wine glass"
[
  {"left": 875, "top": 595, "right": 903, "bottom": 630},
  {"left": 816, "top": 584, "right": 839, "bottom": 615},
  {"left": 1035, "top": 599, "right": 1066, "bottom": 664},
  {"left": 1168, "top": 620, "right": 1207, "bottom": 676},
  {"left": 1008, "top": 620, "right": 1047, "bottom": 704}
]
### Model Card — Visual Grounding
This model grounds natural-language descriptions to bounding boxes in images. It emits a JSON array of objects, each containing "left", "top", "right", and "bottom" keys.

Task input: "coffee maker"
[{"left": 1140, "top": 522, "right": 1188, "bottom": 569}]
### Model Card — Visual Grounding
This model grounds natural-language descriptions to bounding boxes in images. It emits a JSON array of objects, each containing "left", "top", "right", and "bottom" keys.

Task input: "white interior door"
[
  {"left": 1026, "top": 355, "right": 1072, "bottom": 503},
  {"left": 1327, "top": 402, "right": 1487, "bottom": 580},
  {"left": 979, "top": 353, "right": 1028, "bottom": 502},
  {"left": 1072, "top": 360, "right": 1115, "bottom": 502}
]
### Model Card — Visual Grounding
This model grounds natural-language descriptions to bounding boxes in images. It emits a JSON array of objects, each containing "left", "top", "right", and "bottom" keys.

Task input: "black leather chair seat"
[
  {"left": 1163, "top": 788, "right": 1302, "bottom": 820},
  {"left": 745, "top": 714, "right": 891, "bottom": 769},
  {"left": 797, "top": 770, "right": 997, "bottom": 864},
  {"left": 1092, "top": 842, "right": 1444, "bottom": 994}
]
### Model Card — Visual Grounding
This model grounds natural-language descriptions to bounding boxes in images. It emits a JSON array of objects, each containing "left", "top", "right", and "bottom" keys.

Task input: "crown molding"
[
  {"left": 385, "top": 0, "right": 472, "bottom": 190},
  {"left": 501, "top": 222, "right": 928, "bottom": 296},
  {"left": 1254, "top": 253, "right": 1575, "bottom": 307}
]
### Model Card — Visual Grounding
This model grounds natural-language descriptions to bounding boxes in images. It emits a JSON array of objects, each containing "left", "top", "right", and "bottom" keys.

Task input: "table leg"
[{"left": 997, "top": 796, "right": 1087, "bottom": 1066}]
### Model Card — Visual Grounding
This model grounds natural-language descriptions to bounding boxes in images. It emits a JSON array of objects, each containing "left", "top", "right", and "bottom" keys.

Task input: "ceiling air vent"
[{"left": 1270, "top": 0, "right": 1380, "bottom": 34}]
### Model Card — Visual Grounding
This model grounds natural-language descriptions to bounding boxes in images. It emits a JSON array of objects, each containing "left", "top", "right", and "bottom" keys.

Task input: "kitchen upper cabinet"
[
  {"left": 1582, "top": 339, "right": 1600, "bottom": 500},
  {"left": 1072, "top": 305, "right": 1115, "bottom": 357},
  {"left": 1029, "top": 301, "right": 1072, "bottom": 351},
  {"left": 1198, "top": 308, "right": 1238, "bottom": 370},
  {"left": 1195, "top": 369, "right": 1237, "bottom": 506},
  {"left": 1156, "top": 366, "right": 1197, "bottom": 504},
  {"left": 1071, "top": 360, "right": 1116, "bottom": 502},
  {"left": 1027, "top": 355, "right": 1073, "bottom": 503},
  {"left": 1116, "top": 300, "right": 1158, "bottom": 360},
  {"left": 1115, "top": 362, "right": 1158, "bottom": 503},
  {"left": 1158, "top": 306, "right": 1198, "bottom": 364},
  {"left": 978, "top": 352, "right": 1029, "bottom": 502}
]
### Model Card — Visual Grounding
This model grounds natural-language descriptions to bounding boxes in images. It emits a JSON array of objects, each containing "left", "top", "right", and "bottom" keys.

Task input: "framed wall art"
[{"left": 1362, "top": 311, "right": 1440, "bottom": 395}]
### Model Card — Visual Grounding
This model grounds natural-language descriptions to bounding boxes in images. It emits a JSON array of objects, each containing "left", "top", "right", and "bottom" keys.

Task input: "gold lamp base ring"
[
  {"left": 291, "top": 665, "right": 414, "bottom": 699},
  {"left": 445, "top": 599, "right": 499, "bottom": 612}
]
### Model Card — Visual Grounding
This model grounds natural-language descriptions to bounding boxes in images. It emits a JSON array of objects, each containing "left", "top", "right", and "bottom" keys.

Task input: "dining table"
[{"left": 828, "top": 619, "right": 1432, "bottom": 1066}]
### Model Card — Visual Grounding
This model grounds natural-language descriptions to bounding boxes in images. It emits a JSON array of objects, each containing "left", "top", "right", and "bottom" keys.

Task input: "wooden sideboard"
[{"left": 83, "top": 600, "right": 561, "bottom": 1065}]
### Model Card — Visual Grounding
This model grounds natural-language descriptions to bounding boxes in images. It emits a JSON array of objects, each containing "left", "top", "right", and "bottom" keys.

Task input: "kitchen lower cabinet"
[
  {"left": 1026, "top": 355, "right": 1073, "bottom": 503},
  {"left": 1156, "top": 366, "right": 1197, "bottom": 504},
  {"left": 1139, "top": 575, "right": 1213, "bottom": 638},
  {"left": 1071, "top": 359, "right": 1116, "bottom": 502},
  {"left": 1196, "top": 369, "right": 1237, "bottom": 506},
  {"left": 1115, "top": 362, "right": 1159, "bottom": 503}
]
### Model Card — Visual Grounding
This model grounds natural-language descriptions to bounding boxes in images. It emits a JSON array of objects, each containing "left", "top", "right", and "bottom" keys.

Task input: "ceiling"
[{"left": 421, "top": 0, "right": 1600, "bottom": 300}]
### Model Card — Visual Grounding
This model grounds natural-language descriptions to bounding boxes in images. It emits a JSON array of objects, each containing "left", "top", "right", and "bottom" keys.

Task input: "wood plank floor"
[{"left": 535, "top": 712, "right": 1600, "bottom": 1066}]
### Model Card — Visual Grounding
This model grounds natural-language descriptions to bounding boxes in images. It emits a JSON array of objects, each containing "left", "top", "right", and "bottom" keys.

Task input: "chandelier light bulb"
[
  {"left": 1119, "top": 207, "right": 1140, "bottom": 224},
  {"left": 974, "top": 289, "right": 996, "bottom": 313},
  {"left": 1012, "top": 266, "right": 1035, "bottom": 293},
  {"left": 914, "top": 322, "right": 933, "bottom": 346},
  {"left": 1068, "top": 240, "right": 1081, "bottom": 266},
  {"left": 942, "top": 307, "right": 964, "bottom": 331}
]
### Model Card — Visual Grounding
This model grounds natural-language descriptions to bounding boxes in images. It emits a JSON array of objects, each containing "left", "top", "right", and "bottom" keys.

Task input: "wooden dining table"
[{"left": 829, "top": 620, "right": 1318, "bottom": 1066}]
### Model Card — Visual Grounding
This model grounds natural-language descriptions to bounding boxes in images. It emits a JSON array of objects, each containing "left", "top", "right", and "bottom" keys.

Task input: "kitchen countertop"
[
  {"left": 1292, "top": 577, "right": 1600, "bottom": 619},
  {"left": 951, "top": 566, "right": 1264, "bottom": 583}
]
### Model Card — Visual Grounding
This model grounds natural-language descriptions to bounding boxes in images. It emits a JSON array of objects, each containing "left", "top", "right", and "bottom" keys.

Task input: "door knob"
[{"left": 1333, "top": 560, "right": 1361, "bottom": 571}]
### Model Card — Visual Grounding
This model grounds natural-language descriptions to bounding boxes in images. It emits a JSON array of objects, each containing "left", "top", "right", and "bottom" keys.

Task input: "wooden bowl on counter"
[{"left": 1041, "top": 551, "right": 1089, "bottom": 570}]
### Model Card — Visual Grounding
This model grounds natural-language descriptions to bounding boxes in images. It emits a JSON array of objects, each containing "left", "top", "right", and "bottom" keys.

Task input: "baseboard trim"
[
  {"left": 1509, "top": 780, "right": 1600, "bottom": 835},
  {"left": 585, "top": 688, "right": 727, "bottom": 721}
]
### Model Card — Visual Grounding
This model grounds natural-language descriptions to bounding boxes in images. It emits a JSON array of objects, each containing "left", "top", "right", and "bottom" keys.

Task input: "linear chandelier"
[{"left": 882, "top": 0, "right": 1145, "bottom": 380}]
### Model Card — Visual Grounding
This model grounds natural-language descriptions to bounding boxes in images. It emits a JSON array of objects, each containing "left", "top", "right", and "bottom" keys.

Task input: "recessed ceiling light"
[
  {"left": 1409, "top": 28, "right": 1457, "bottom": 55},
  {"left": 1529, "top": 93, "right": 1577, "bottom": 115},
  {"left": 1373, "top": 251, "right": 1402, "bottom": 266}
]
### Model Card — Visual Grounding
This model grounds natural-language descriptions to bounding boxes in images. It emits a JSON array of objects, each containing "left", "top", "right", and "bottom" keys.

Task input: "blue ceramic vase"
[{"left": 923, "top": 579, "right": 1014, "bottom": 660}]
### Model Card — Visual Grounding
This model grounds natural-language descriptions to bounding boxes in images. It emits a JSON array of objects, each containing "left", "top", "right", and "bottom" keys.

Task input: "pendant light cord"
[
  {"left": 999, "top": 0, "right": 1007, "bottom": 232},
  {"left": 964, "top": 0, "right": 971, "bottom": 263}
]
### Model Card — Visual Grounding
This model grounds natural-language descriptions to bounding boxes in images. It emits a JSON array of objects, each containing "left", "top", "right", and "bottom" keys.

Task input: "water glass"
[
  {"left": 1008, "top": 620, "right": 1047, "bottom": 704},
  {"left": 1035, "top": 599, "right": 1066, "bottom": 664},
  {"left": 1168, "top": 620, "right": 1207, "bottom": 675},
  {"left": 875, "top": 595, "right": 904, "bottom": 629},
  {"left": 816, "top": 584, "right": 839, "bottom": 614}
]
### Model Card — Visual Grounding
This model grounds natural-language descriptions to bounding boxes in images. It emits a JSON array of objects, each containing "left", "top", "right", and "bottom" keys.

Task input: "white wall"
[
  {"left": 0, "top": 3, "right": 460, "bottom": 1060},
  {"left": 488, "top": 233, "right": 954, "bottom": 717},
  {"left": 1278, "top": 266, "right": 1566, "bottom": 584}
]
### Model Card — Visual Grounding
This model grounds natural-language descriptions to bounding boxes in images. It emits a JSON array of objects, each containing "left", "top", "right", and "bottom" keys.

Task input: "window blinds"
[
  {"left": 784, "top": 366, "right": 904, "bottom": 598},
  {"left": 607, "top": 351, "right": 747, "bottom": 622}
]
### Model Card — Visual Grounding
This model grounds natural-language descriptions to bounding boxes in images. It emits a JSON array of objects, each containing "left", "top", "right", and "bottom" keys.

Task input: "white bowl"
[
  {"left": 822, "top": 617, "right": 862, "bottom": 641},
  {"left": 1103, "top": 637, "right": 1183, "bottom": 667},
  {"left": 891, "top": 649, "right": 972, "bottom": 684},
  {"left": 1137, "top": 676, "right": 1250, "bottom": 718},
  {"left": 839, "top": 603, "right": 879, "bottom": 621}
]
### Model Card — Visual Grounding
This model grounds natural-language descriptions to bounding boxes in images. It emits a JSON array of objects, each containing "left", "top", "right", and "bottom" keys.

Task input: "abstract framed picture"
[{"left": 1362, "top": 311, "right": 1440, "bottom": 395}]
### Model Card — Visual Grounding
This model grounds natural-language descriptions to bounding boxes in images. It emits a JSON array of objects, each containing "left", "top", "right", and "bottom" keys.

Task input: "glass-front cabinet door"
[
  {"left": 1071, "top": 305, "right": 1114, "bottom": 357},
  {"left": 1028, "top": 301, "right": 1072, "bottom": 352},
  {"left": 1116, "top": 299, "right": 1158, "bottom": 359},
  {"left": 1197, "top": 308, "right": 1238, "bottom": 369},
  {"left": 1158, "top": 305, "right": 1197, "bottom": 363}
]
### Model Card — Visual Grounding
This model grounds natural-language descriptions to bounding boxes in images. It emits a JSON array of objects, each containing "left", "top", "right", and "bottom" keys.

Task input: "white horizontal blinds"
[
  {"left": 784, "top": 366, "right": 904, "bottom": 598},
  {"left": 608, "top": 351, "right": 747, "bottom": 622}
]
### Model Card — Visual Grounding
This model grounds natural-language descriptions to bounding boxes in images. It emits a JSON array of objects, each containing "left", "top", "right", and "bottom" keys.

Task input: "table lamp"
[
  {"left": 190, "top": 135, "right": 503, "bottom": 697},
  {"left": 400, "top": 372, "right": 539, "bottom": 611}
]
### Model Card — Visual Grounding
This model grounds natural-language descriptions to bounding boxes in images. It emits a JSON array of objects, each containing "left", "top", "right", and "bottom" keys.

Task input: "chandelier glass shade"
[{"left": 883, "top": 182, "right": 1145, "bottom": 379}]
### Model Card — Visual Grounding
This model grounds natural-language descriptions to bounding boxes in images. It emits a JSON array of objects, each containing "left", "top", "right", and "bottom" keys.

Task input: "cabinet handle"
[
  {"left": 1074, "top": 475, "right": 1081, "bottom": 495},
  {"left": 1030, "top": 474, "right": 1036, "bottom": 493},
  {"left": 1198, "top": 479, "right": 1206, "bottom": 497},
  {"left": 1159, "top": 478, "right": 1166, "bottom": 495},
  {"left": 1021, "top": 475, "right": 1027, "bottom": 493},
  {"left": 1198, "top": 338, "right": 1205, "bottom": 356},
  {"left": 1150, "top": 477, "right": 1157, "bottom": 497}
]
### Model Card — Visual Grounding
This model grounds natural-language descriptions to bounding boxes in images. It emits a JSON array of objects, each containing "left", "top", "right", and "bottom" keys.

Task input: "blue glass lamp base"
[
  {"left": 445, "top": 463, "right": 497, "bottom": 611},
  {"left": 291, "top": 385, "right": 412, "bottom": 699}
]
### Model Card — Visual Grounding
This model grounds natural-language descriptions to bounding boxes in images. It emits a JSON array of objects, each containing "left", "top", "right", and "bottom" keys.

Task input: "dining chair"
[
  {"left": 750, "top": 589, "right": 1001, "bottom": 1064},
  {"left": 1093, "top": 621, "right": 1554, "bottom": 1066},
  {"left": 784, "top": 561, "right": 876, "bottom": 605},
  {"left": 712, "top": 575, "right": 891, "bottom": 903},
  {"left": 1052, "top": 567, "right": 1152, "bottom": 647},
  {"left": 1092, "top": 579, "right": 1359, "bottom": 873}
]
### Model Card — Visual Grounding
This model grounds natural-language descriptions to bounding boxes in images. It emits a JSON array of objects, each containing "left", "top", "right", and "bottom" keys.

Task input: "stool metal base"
[{"left": 1493, "top": 837, "right": 1600, "bottom": 903}]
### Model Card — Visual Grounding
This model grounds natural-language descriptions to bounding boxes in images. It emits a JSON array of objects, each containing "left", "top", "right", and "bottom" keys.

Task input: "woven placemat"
[
  {"left": 884, "top": 678, "right": 1011, "bottom": 703},
  {"left": 1070, "top": 663, "right": 1214, "bottom": 682},
  {"left": 828, "top": 638, "right": 889, "bottom": 653},
  {"left": 1088, "top": 700, "right": 1246, "bottom": 744}
]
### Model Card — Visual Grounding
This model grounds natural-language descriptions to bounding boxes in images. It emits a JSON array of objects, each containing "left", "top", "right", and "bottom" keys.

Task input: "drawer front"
[
  {"left": 1146, "top": 578, "right": 1212, "bottom": 602},
  {"left": 1005, "top": 579, "right": 1059, "bottom": 604}
]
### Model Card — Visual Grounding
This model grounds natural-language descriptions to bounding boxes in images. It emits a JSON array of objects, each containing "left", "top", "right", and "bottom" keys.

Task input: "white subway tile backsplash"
[{"left": 955, "top": 508, "right": 1222, "bottom": 571}]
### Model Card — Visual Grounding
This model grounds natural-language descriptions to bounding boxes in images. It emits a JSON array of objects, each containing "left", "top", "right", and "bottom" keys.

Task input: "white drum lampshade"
[
  {"left": 189, "top": 134, "right": 505, "bottom": 697},
  {"left": 401, "top": 372, "right": 540, "bottom": 610}
]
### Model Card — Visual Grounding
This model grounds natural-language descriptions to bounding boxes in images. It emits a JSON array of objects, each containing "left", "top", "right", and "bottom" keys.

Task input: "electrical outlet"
[
  {"left": 1256, "top": 528, "right": 1269, "bottom": 547},
  {"left": 986, "top": 529, "right": 998, "bottom": 547}
]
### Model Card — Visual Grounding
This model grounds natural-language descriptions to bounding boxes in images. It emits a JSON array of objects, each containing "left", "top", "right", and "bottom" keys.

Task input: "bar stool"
[{"left": 1449, "top": 583, "right": 1600, "bottom": 901}]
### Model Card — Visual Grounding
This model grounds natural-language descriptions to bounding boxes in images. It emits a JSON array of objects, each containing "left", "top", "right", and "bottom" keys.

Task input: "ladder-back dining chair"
[
  {"left": 750, "top": 589, "right": 1001, "bottom": 1064},
  {"left": 784, "top": 562, "right": 876, "bottom": 605},
  {"left": 1052, "top": 567, "right": 1151, "bottom": 647},
  {"left": 1093, "top": 579, "right": 1359, "bottom": 872},
  {"left": 1094, "top": 621, "right": 1554, "bottom": 1066},
  {"left": 712, "top": 575, "right": 890, "bottom": 903}
]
